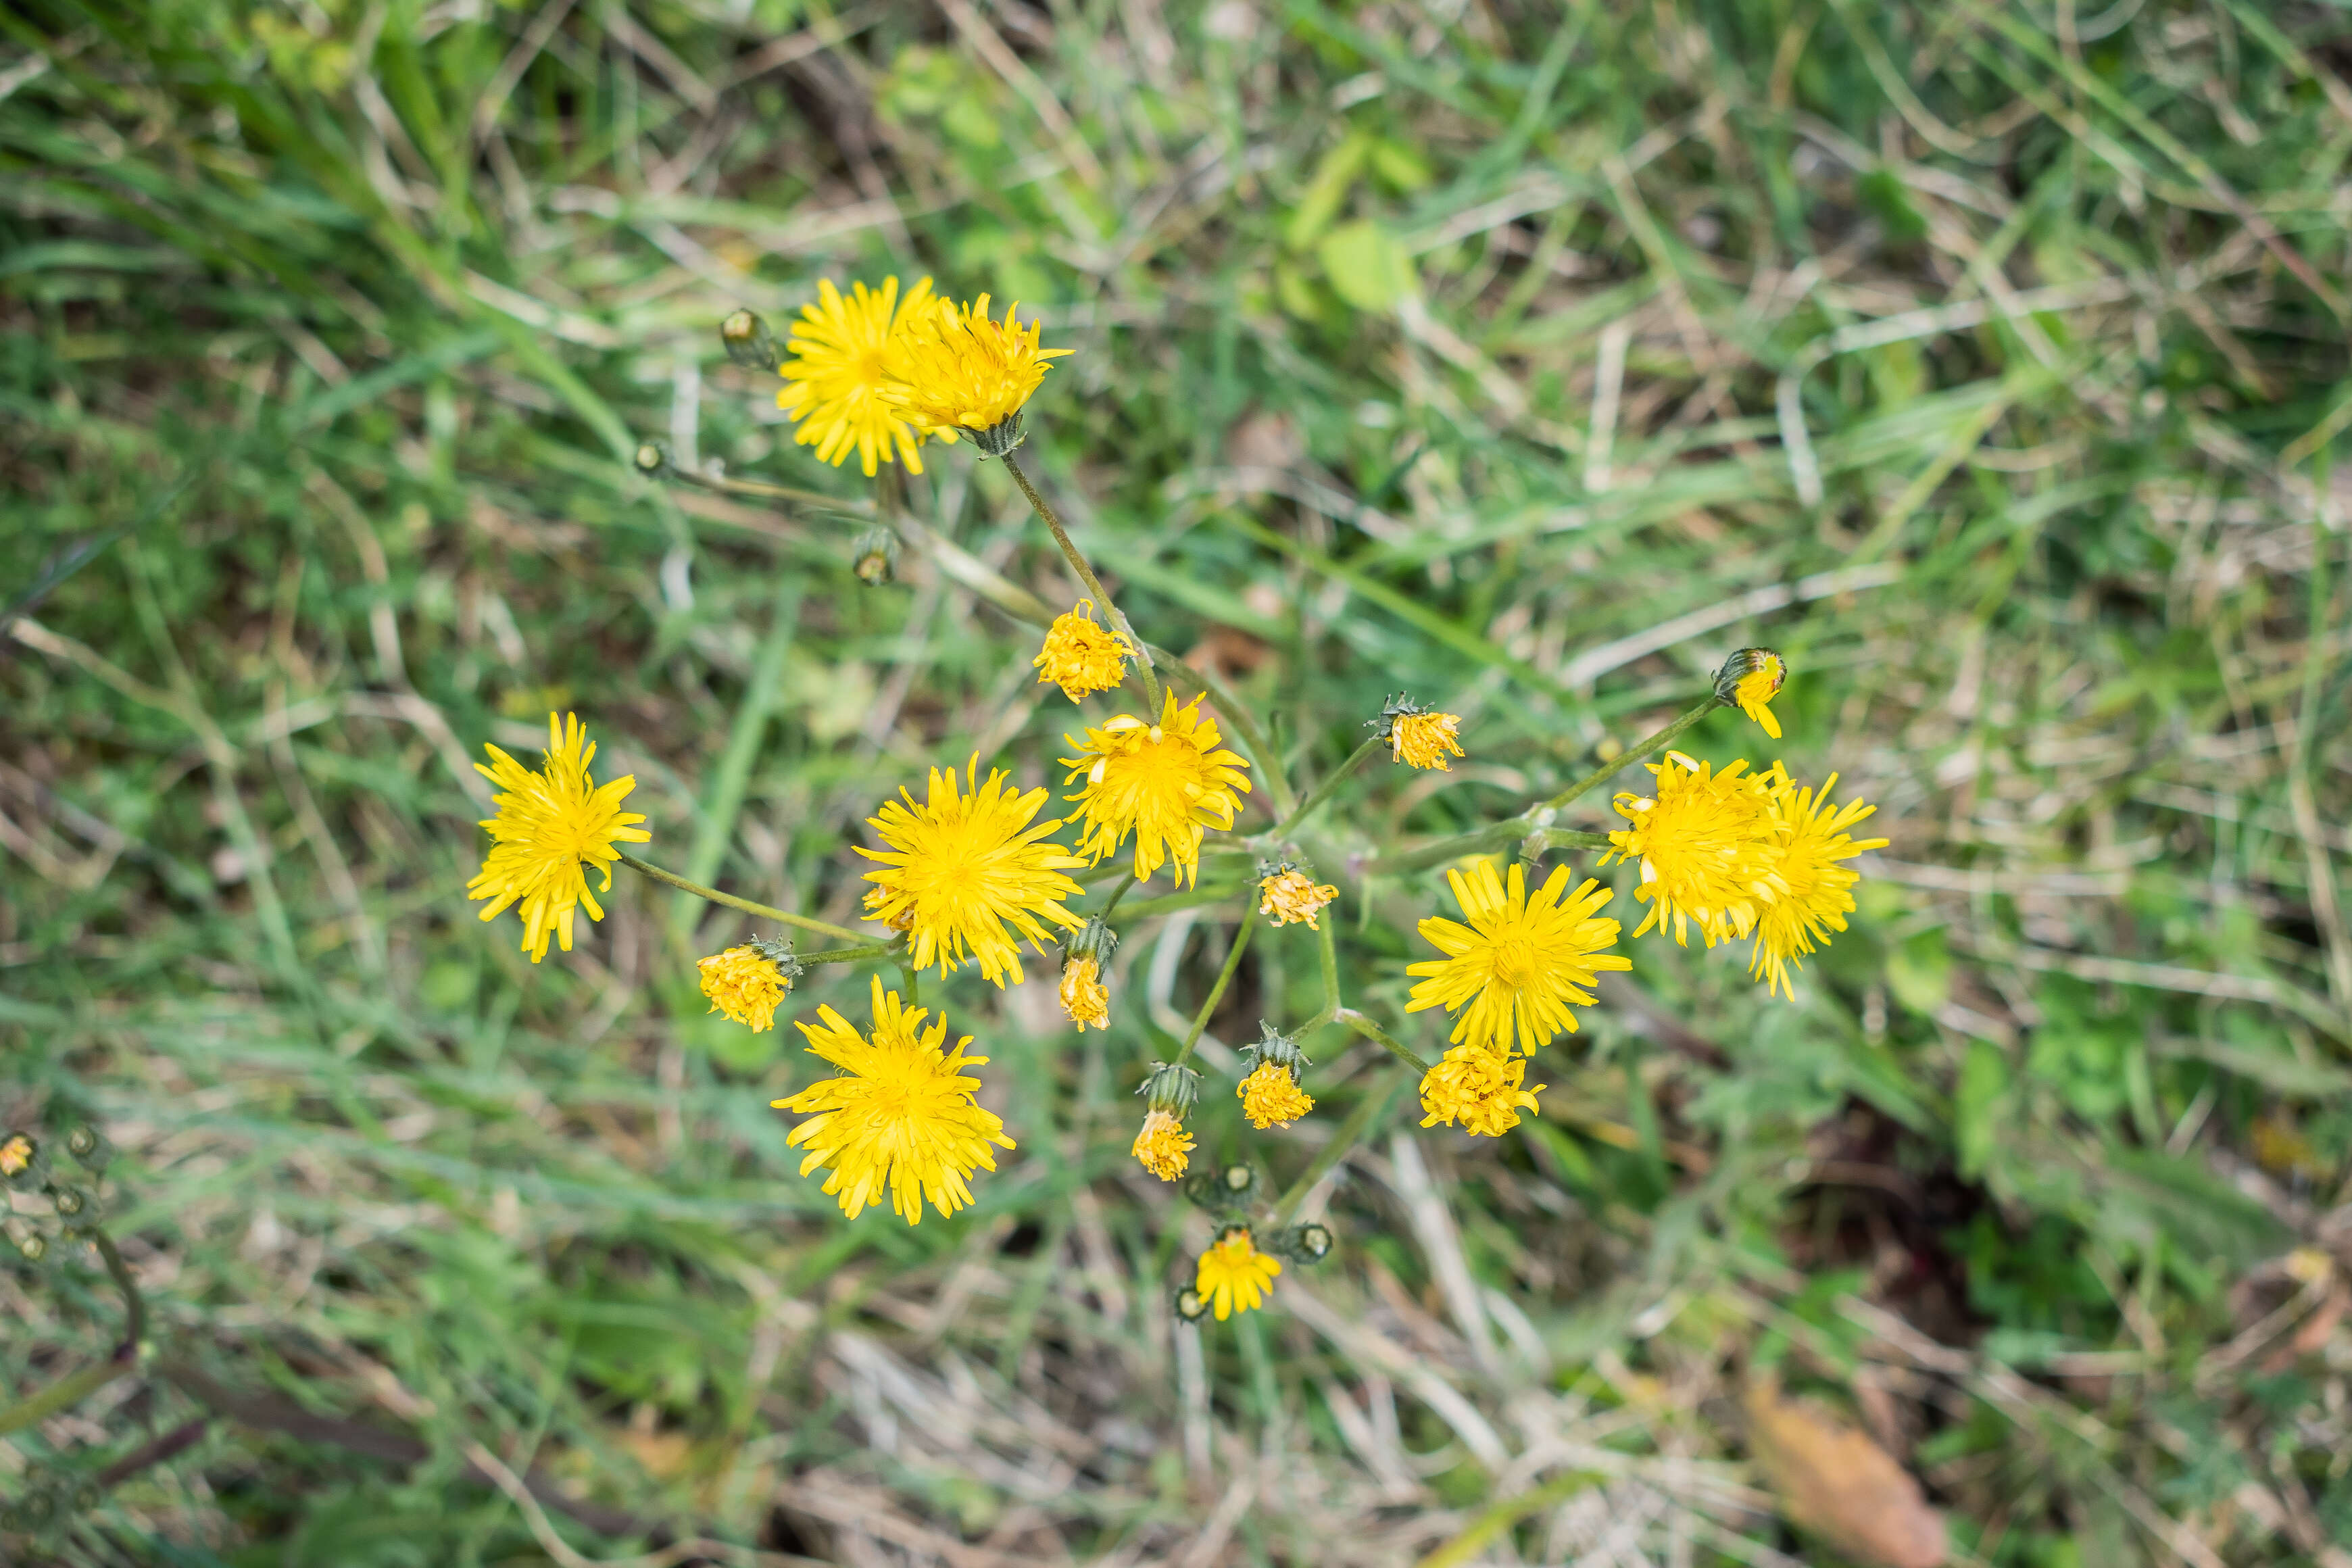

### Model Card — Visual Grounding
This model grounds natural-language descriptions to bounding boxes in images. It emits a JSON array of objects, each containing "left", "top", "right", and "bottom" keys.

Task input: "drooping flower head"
[
  {"left": 776, "top": 276, "right": 938, "bottom": 476},
  {"left": 697, "top": 938, "right": 800, "bottom": 1032},
  {"left": 0, "top": 1133, "right": 32, "bottom": 1179},
  {"left": 1718, "top": 647, "right": 1788, "bottom": 741},
  {"left": 1131, "top": 1108, "right": 1194, "bottom": 1180},
  {"left": 885, "top": 293, "right": 1072, "bottom": 450},
  {"left": 1405, "top": 860, "right": 1631, "bottom": 1054},
  {"left": 1061, "top": 691, "right": 1252, "bottom": 887},
  {"left": 859, "top": 759, "right": 1085, "bottom": 987},
  {"left": 1375, "top": 693, "right": 1465, "bottom": 771},
  {"left": 1060, "top": 955, "right": 1110, "bottom": 1030},
  {"left": 1236, "top": 1023, "right": 1314, "bottom": 1130},
  {"left": 466, "top": 713, "right": 652, "bottom": 962},
  {"left": 1602, "top": 752, "right": 1785, "bottom": 948},
  {"left": 1194, "top": 1225, "right": 1282, "bottom": 1320},
  {"left": 1034, "top": 600, "right": 1129, "bottom": 702},
  {"left": 772, "top": 977, "right": 1014, "bottom": 1225},
  {"left": 1748, "top": 773, "right": 1889, "bottom": 998},
  {"left": 1258, "top": 862, "right": 1338, "bottom": 930},
  {"left": 1418, "top": 1043, "right": 1546, "bottom": 1137}
]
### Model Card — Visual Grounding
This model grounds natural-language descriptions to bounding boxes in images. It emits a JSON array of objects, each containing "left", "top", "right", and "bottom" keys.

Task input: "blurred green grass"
[{"left": 4, "top": 0, "right": 2351, "bottom": 1563}]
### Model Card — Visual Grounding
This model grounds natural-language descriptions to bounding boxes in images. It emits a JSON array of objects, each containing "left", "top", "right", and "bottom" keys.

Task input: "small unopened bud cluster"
[{"left": 3, "top": 1125, "right": 116, "bottom": 1265}]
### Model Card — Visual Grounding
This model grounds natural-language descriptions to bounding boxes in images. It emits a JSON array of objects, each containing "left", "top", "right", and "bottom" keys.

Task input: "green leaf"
[
  {"left": 1955, "top": 1039, "right": 2007, "bottom": 1179},
  {"left": 1316, "top": 220, "right": 1415, "bottom": 314}
]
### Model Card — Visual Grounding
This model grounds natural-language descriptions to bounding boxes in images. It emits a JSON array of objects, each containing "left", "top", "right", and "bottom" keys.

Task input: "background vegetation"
[{"left": 5, "top": 0, "right": 2351, "bottom": 1563}]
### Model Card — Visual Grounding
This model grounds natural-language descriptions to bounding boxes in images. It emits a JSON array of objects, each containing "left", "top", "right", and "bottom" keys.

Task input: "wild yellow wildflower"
[
  {"left": 1194, "top": 1226, "right": 1281, "bottom": 1320},
  {"left": 1405, "top": 860, "right": 1630, "bottom": 1053},
  {"left": 885, "top": 293, "right": 1071, "bottom": 447},
  {"left": 1748, "top": 773, "right": 1888, "bottom": 998},
  {"left": 1034, "top": 600, "right": 1129, "bottom": 702},
  {"left": 697, "top": 943, "right": 794, "bottom": 1032},
  {"left": 1061, "top": 691, "right": 1252, "bottom": 886},
  {"left": 1602, "top": 752, "right": 1785, "bottom": 948},
  {"left": 775, "top": 276, "right": 937, "bottom": 476},
  {"left": 1130, "top": 1108, "right": 1194, "bottom": 1181},
  {"left": 466, "top": 713, "right": 651, "bottom": 963},
  {"left": 1258, "top": 866, "right": 1338, "bottom": 929},
  {"left": 1417, "top": 1043, "right": 1545, "bottom": 1137}
]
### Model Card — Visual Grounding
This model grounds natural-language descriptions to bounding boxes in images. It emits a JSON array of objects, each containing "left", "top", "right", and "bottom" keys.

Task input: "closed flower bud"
[
  {"left": 1716, "top": 647, "right": 1787, "bottom": 740},
  {"left": 720, "top": 308, "right": 781, "bottom": 371}
]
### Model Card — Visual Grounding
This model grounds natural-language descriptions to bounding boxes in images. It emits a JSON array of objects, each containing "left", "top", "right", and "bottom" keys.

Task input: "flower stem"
[
  {"left": 665, "top": 464, "right": 874, "bottom": 517},
  {"left": 1173, "top": 908, "right": 1258, "bottom": 1069},
  {"left": 0, "top": 1227, "right": 147, "bottom": 1437},
  {"left": 1336, "top": 1008, "right": 1429, "bottom": 1073},
  {"left": 1001, "top": 453, "right": 1162, "bottom": 712},
  {"left": 1270, "top": 735, "right": 1382, "bottom": 839},
  {"left": 616, "top": 853, "right": 864, "bottom": 942},
  {"left": 795, "top": 941, "right": 898, "bottom": 965},
  {"left": 1540, "top": 696, "right": 1724, "bottom": 812},
  {"left": 1270, "top": 1063, "right": 1413, "bottom": 1227},
  {"left": 1099, "top": 868, "right": 1140, "bottom": 921},
  {"left": 1519, "top": 827, "right": 1616, "bottom": 857}
]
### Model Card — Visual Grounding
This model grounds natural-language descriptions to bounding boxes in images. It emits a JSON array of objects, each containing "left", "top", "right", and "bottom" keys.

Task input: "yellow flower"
[
  {"left": 1418, "top": 1043, "right": 1545, "bottom": 1137},
  {"left": 0, "top": 1133, "right": 31, "bottom": 1178},
  {"left": 858, "top": 759, "right": 1085, "bottom": 987},
  {"left": 1405, "top": 860, "right": 1631, "bottom": 1054},
  {"left": 1748, "top": 773, "right": 1889, "bottom": 998},
  {"left": 1195, "top": 1226, "right": 1281, "bottom": 1320},
  {"left": 884, "top": 293, "right": 1073, "bottom": 443},
  {"left": 1061, "top": 691, "right": 1252, "bottom": 887},
  {"left": 776, "top": 276, "right": 938, "bottom": 476},
  {"left": 1392, "top": 710, "right": 1465, "bottom": 770},
  {"left": 1033, "top": 600, "right": 1129, "bottom": 702},
  {"left": 1601, "top": 752, "right": 1785, "bottom": 948},
  {"left": 771, "top": 977, "right": 1014, "bottom": 1225},
  {"left": 1060, "top": 953, "right": 1110, "bottom": 1030},
  {"left": 1718, "top": 647, "right": 1788, "bottom": 740},
  {"left": 1131, "top": 1108, "right": 1194, "bottom": 1181},
  {"left": 1237, "top": 1061, "right": 1314, "bottom": 1129},
  {"left": 697, "top": 944, "right": 793, "bottom": 1032},
  {"left": 466, "top": 713, "right": 652, "bottom": 963},
  {"left": 1258, "top": 867, "right": 1338, "bottom": 929}
]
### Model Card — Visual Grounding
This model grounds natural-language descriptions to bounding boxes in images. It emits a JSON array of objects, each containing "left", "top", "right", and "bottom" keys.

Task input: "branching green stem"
[
  {"left": 0, "top": 1226, "right": 148, "bottom": 1437},
  {"left": 616, "top": 852, "right": 864, "bottom": 942},
  {"left": 1002, "top": 454, "right": 1162, "bottom": 712},
  {"left": 1173, "top": 908, "right": 1258, "bottom": 1069}
]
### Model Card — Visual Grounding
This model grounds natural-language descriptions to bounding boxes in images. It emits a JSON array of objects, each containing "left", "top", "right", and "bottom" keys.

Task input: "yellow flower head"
[
  {"left": 1720, "top": 648, "right": 1788, "bottom": 741},
  {"left": 1392, "top": 710, "right": 1465, "bottom": 770},
  {"left": 885, "top": 293, "right": 1073, "bottom": 443},
  {"left": 1748, "top": 773, "right": 1890, "bottom": 999},
  {"left": 771, "top": 976, "right": 1014, "bottom": 1225},
  {"left": 1405, "top": 861, "right": 1631, "bottom": 1054},
  {"left": 1238, "top": 1060, "right": 1314, "bottom": 1130},
  {"left": 1418, "top": 1042, "right": 1546, "bottom": 1137},
  {"left": 1258, "top": 866, "right": 1338, "bottom": 930},
  {"left": 697, "top": 943, "right": 795, "bottom": 1032},
  {"left": 1601, "top": 752, "right": 1785, "bottom": 948},
  {"left": 1131, "top": 1108, "right": 1194, "bottom": 1181},
  {"left": 1195, "top": 1226, "right": 1282, "bottom": 1320},
  {"left": 0, "top": 1133, "right": 31, "bottom": 1178},
  {"left": 466, "top": 713, "right": 652, "bottom": 962},
  {"left": 858, "top": 759, "right": 1085, "bottom": 987},
  {"left": 1061, "top": 691, "right": 1252, "bottom": 887},
  {"left": 776, "top": 276, "right": 938, "bottom": 476},
  {"left": 1034, "top": 600, "right": 1129, "bottom": 702},
  {"left": 1060, "top": 953, "right": 1110, "bottom": 1031}
]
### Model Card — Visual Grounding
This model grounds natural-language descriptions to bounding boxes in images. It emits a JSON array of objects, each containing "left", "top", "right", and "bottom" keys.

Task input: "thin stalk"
[
  {"left": 1173, "top": 909, "right": 1258, "bottom": 1069},
  {"left": 95, "top": 1231, "right": 144, "bottom": 1352},
  {"left": 1119, "top": 883, "right": 1246, "bottom": 921},
  {"left": 1540, "top": 697, "right": 1723, "bottom": 811},
  {"left": 0, "top": 1226, "right": 147, "bottom": 1437},
  {"left": 1270, "top": 1064, "right": 1412, "bottom": 1227},
  {"left": 1520, "top": 827, "right": 1616, "bottom": 856},
  {"left": 1271, "top": 735, "right": 1381, "bottom": 839},
  {"left": 1337, "top": 1008, "right": 1430, "bottom": 1073},
  {"left": 1318, "top": 922, "right": 1340, "bottom": 1017},
  {"left": 1002, "top": 453, "right": 1162, "bottom": 711},
  {"left": 1098, "top": 868, "right": 1140, "bottom": 921},
  {"left": 666, "top": 464, "right": 873, "bottom": 516},
  {"left": 795, "top": 941, "right": 897, "bottom": 965},
  {"left": 616, "top": 852, "right": 864, "bottom": 942},
  {"left": 1144, "top": 642, "right": 1295, "bottom": 817}
]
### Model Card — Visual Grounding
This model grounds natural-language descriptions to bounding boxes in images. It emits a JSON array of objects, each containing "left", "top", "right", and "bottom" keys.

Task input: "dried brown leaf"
[{"left": 1743, "top": 1376, "right": 1948, "bottom": 1568}]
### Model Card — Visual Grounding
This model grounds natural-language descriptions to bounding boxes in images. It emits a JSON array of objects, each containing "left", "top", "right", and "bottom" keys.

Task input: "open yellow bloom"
[
  {"left": 466, "top": 713, "right": 651, "bottom": 962},
  {"left": 1748, "top": 773, "right": 1889, "bottom": 998},
  {"left": 1131, "top": 1108, "right": 1194, "bottom": 1181},
  {"left": 772, "top": 977, "right": 1014, "bottom": 1225},
  {"left": 885, "top": 293, "right": 1072, "bottom": 443},
  {"left": 697, "top": 945, "right": 792, "bottom": 1032},
  {"left": 1061, "top": 691, "right": 1252, "bottom": 886},
  {"left": 1060, "top": 954, "right": 1110, "bottom": 1030},
  {"left": 1405, "top": 861, "right": 1630, "bottom": 1053},
  {"left": 1034, "top": 600, "right": 1129, "bottom": 702},
  {"left": 859, "top": 760, "right": 1085, "bottom": 987},
  {"left": 1602, "top": 752, "right": 1785, "bottom": 948},
  {"left": 776, "top": 276, "right": 937, "bottom": 476},
  {"left": 1238, "top": 1061, "right": 1314, "bottom": 1129},
  {"left": 1732, "top": 652, "right": 1788, "bottom": 740},
  {"left": 1418, "top": 1043, "right": 1545, "bottom": 1137},
  {"left": 1392, "top": 710, "right": 1465, "bottom": 770},
  {"left": 1258, "top": 867, "right": 1338, "bottom": 929},
  {"left": 1195, "top": 1227, "right": 1281, "bottom": 1320}
]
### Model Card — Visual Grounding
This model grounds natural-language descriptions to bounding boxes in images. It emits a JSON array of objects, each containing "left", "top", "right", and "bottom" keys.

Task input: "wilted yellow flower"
[
  {"left": 1061, "top": 691, "right": 1252, "bottom": 886},
  {"left": 697, "top": 944, "right": 793, "bottom": 1032},
  {"left": 771, "top": 977, "right": 1014, "bottom": 1225},
  {"left": 776, "top": 276, "right": 937, "bottom": 476},
  {"left": 1034, "top": 600, "right": 1129, "bottom": 702},
  {"left": 859, "top": 760, "right": 1085, "bottom": 987},
  {"left": 1392, "top": 710, "right": 1465, "bottom": 770},
  {"left": 466, "top": 713, "right": 652, "bottom": 963},
  {"left": 1258, "top": 866, "right": 1338, "bottom": 929},
  {"left": 1418, "top": 1043, "right": 1545, "bottom": 1137},
  {"left": 1405, "top": 860, "right": 1630, "bottom": 1054},
  {"left": 1131, "top": 1108, "right": 1194, "bottom": 1181},
  {"left": 1735, "top": 656, "right": 1786, "bottom": 739},
  {"left": 1602, "top": 752, "right": 1784, "bottom": 948},
  {"left": 1195, "top": 1226, "right": 1281, "bottom": 1320},
  {"left": 1238, "top": 1061, "right": 1314, "bottom": 1129},
  {"left": 1060, "top": 953, "right": 1110, "bottom": 1030},
  {"left": 885, "top": 293, "right": 1072, "bottom": 445},
  {"left": 1748, "top": 773, "right": 1888, "bottom": 998},
  {"left": 0, "top": 1134, "right": 31, "bottom": 1178}
]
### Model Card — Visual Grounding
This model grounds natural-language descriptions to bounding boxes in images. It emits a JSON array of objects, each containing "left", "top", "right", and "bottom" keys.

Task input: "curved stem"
[
  {"left": 1271, "top": 1063, "right": 1413, "bottom": 1227},
  {"left": 616, "top": 852, "right": 864, "bottom": 942},
  {"left": 1270, "top": 735, "right": 1381, "bottom": 840},
  {"left": 1540, "top": 697, "right": 1723, "bottom": 811},
  {"left": 666, "top": 464, "right": 875, "bottom": 517},
  {"left": 1098, "top": 868, "right": 1140, "bottom": 921},
  {"left": 1002, "top": 453, "right": 1162, "bottom": 712},
  {"left": 1173, "top": 908, "right": 1258, "bottom": 1069},
  {"left": 1144, "top": 642, "right": 1294, "bottom": 817}
]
